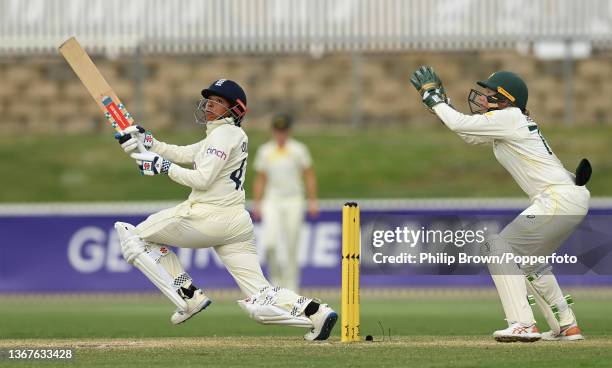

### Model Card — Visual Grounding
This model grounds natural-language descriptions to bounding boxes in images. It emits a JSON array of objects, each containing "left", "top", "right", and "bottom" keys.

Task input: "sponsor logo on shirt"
[{"left": 206, "top": 147, "right": 228, "bottom": 160}]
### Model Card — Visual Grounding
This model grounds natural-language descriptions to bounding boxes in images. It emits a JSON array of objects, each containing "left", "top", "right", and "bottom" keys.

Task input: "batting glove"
[
  {"left": 130, "top": 152, "right": 172, "bottom": 176},
  {"left": 115, "top": 125, "right": 154, "bottom": 153},
  {"left": 410, "top": 65, "right": 448, "bottom": 110}
]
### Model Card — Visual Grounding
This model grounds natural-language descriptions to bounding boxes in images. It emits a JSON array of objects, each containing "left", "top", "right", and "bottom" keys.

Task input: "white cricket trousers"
[
  {"left": 502, "top": 184, "right": 590, "bottom": 271},
  {"left": 261, "top": 196, "right": 305, "bottom": 291},
  {"left": 489, "top": 184, "right": 590, "bottom": 326},
  {"left": 136, "top": 200, "right": 270, "bottom": 297}
]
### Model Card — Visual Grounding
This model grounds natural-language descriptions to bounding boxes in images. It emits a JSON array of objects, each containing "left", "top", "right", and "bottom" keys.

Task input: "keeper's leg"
[
  {"left": 483, "top": 235, "right": 536, "bottom": 327},
  {"left": 114, "top": 222, "right": 211, "bottom": 324},
  {"left": 525, "top": 265, "right": 581, "bottom": 340},
  {"left": 513, "top": 204, "right": 586, "bottom": 340}
]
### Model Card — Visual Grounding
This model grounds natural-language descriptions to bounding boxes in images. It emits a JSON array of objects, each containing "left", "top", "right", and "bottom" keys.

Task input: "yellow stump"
[{"left": 341, "top": 202, "right": 360, "bottom": 342}]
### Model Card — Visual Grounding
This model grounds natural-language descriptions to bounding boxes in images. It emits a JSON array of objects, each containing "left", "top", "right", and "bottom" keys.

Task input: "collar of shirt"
[{"left": 206, "top": 117, "right": 234, "bottom": 135}]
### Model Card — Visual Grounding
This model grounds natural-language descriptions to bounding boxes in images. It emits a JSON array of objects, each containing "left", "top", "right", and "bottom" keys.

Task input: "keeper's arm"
[{"left": 433, "top": 103, "right": 516, "bottom": 140}]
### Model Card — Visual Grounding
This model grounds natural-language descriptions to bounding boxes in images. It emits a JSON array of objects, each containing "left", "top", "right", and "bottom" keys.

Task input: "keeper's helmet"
[
  {"left": 195, "top": 79, "right": 248, "bottom": 125},
  {"left": 468, "top": 71, "right": 528, "bottom": 114}
]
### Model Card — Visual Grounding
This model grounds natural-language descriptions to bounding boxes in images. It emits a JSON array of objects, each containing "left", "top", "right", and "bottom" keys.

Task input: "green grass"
[
  {"left": 0, "top": 292, "right": 611, "bottom": 367},
  {"left": 0, "top": 124, "right": 610, "bottom": 202}
]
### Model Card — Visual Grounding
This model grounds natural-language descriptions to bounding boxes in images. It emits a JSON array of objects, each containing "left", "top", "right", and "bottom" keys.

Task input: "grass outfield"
[
  {"left": 1, "top": 291, "right": 611, "bottom": 367},
  {"left": 0, "top": 125, "right": 610, "bottom": 202}
]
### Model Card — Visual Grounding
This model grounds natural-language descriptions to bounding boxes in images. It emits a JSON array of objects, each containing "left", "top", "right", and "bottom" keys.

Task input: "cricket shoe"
[
  {"left": 171, "top": 289, "right": 212, "bottom": 325},
  {"left": 493, "top": 322, "right": 541, "bottom": 343},
  {"left": 304, "top": 304, "right": 338, "bottom": 341},
  {"left": 542, "top": 323, "right": 584, "bottom": 341}
]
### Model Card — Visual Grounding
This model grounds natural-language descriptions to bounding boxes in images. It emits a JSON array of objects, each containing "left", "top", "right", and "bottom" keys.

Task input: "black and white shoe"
[
  {"left": 171, "top": 289, "right": 212, "bottom": 325},
  {"left": 304, "top": 304, "right": 338, "bottom": 341}
]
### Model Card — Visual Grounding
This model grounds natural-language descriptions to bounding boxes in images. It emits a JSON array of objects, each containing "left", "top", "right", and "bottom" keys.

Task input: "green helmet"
[
  {"left": 271, "top": 113, "right": 293, "bottom": 130},
  {"left": 476, "top": 71, "right": 528, "bottom": 112}
]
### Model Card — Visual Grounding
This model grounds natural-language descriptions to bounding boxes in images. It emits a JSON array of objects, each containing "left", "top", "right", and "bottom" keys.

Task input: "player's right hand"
[
  {"left": 130, "top": 152, "right": 172, "bottom": 176},
  {"left": 115, "top": 125, "right": 154, "bottom": 153},
  {"left": 410, "top": 65, "right": 447, "bottom": 110}
]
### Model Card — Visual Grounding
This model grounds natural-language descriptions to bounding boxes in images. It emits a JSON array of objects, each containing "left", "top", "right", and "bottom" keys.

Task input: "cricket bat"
[{"left": 59, "top": 36, "right": 144, "bottom": 151}]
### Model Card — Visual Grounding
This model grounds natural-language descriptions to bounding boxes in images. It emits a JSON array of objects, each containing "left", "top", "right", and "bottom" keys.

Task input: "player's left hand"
[
  {"left": 130, "top": 152, "right": 172, "bottom": 176},
  {"left": 410, "top": 65, "right": 447, "bottom": 110},
  {"left": 115, "top": 125, "right": 154, "bottom": 153}
]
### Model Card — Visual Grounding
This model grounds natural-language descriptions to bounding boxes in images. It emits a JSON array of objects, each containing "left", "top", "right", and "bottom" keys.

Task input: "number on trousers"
[{"left": 230, "top": 158, "right": 247, "bottom": 190}]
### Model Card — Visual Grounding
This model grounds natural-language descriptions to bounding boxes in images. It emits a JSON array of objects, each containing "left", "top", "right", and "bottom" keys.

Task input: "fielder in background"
[
  {"left": 410, "top": 66, "right": 592, "bottom": 343},
  {"left": 113, "top": 79, "right": 337, "bottom": 341},
  {"left": 252, "top": 114, "right": 319, "bottom": 292}
]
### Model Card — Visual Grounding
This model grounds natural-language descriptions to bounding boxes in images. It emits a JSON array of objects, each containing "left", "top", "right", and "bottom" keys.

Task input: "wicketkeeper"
[
  {"left": 113, "top": 79, "right": 337, "bottom": 341},
  {"left": 410, "top": 66, "right": 591, "bottom": 342}
]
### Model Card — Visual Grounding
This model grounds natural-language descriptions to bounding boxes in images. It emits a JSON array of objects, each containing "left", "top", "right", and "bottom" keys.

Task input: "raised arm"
[
  {"left": 410, "top": 65, "right": 516, "bottom": 141},
  {"left": 433, "top": 104, "right": 513, "bottom": 140},
  {"left": 165, "top": 130, "right": 234, "bottom": 191},
  {"left": 116, "top": 125, "right": 203, "bottom": 164},
  {"left": 151, "top": 139, "right": 204, "bottom": 165}
]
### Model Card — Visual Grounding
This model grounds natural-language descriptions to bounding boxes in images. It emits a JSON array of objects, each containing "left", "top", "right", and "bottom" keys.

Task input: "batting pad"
[
  {"left": 526, "top": 268, "right": 576, "bottom": 333},
  {"left": 115, "top": 222, "right": 188, "bottom": 310},
  {"left": 237, "top": 286, "right": 313, "bottom": 328}
]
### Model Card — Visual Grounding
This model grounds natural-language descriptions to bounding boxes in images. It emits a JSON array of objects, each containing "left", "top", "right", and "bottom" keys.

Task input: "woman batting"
[
  {"left": 410, "top": 67, "right": 591, "bottom": 342},
  {"left": 114, "top": 79, "right": 337, "bottom": 341}
]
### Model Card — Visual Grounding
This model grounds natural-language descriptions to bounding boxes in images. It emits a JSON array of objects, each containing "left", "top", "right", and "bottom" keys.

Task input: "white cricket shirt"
[
  {"left": 254, "top": 138, "right": 312, "bottom": 199},
  {"left": 433, "top": 104, "right": 576, "bottom": 200},
  {"left": 151, "top": 118, "right": 249, "bottom": 207}
]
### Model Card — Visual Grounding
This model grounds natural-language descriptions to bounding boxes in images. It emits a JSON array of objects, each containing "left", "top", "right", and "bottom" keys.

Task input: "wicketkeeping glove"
[
  {"left": 115, "top": 125, "right": 154, "bottom": 153},
  {"left": 410, "top": 65, "right": 448, "bottom": 110},
  {"left": 130, "top": 152, "right": 172, "bottom": 176}
]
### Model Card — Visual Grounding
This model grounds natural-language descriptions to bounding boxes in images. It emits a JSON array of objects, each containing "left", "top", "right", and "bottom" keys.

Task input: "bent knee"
[{"left": 215, "top": 239, "right": 257, "bottom": 258}]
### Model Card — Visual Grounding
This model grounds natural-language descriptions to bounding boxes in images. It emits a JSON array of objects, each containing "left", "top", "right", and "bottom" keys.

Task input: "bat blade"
[{"left": 59, "top": 37, "right": 134, "bottom": 133}]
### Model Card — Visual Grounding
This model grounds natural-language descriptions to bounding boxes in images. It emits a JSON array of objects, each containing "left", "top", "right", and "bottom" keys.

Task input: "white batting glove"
[
  {"left": 130, "top": 152, "right": 172, "bottom": 176},
  {"left": 115, "top": 125, "right": 154, "bottom": 153}
]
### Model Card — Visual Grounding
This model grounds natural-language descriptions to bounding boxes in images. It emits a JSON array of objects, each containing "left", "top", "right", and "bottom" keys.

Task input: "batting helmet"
[{"left": 201, "top": 79, "right": 248, "bottom": 125}]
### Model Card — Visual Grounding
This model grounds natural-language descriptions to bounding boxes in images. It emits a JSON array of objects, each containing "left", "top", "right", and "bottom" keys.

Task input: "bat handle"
[{"left": 137, "top": 140, "right": 147, "bottom": 153}]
